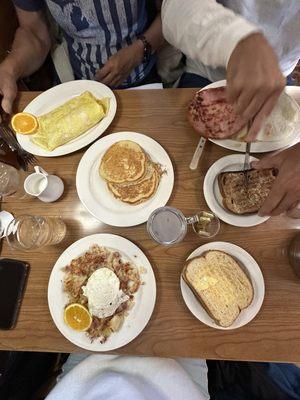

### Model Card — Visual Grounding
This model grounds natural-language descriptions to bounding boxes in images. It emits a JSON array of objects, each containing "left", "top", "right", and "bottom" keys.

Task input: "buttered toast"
[{"left": 182, "top": 250, "right": 253, "bottom": 327}]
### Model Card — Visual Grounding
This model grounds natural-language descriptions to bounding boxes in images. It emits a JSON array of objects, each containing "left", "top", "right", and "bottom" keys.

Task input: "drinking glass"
[
  {"left": 6, "top": 215, "right": 66, "bottom": 251},
  {"left": 0, "top": 162, "right": 20, "bottom": 197},
  {"left": 147, "top": 206, "right": 220, "bottom": 245}
]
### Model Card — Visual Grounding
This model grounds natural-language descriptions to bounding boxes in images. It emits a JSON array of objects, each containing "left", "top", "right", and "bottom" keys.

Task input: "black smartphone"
[{"left": 0, "top": 259, "right": 29, "bottom": 330}]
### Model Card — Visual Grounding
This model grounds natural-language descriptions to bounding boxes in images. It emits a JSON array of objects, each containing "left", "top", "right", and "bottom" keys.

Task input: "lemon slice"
[
  {"left": 11, "top": 112, "right": 38, "bottom": 135},
  {"left": 64, "top": 303, "right": 92, "bottom": 331}
]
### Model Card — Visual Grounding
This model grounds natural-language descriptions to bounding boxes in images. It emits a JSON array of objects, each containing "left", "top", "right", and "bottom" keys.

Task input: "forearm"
[
  {"left": 0, "top": 10, "right": 51, "bottom": 79},
  {"left": 143, "top": 13, "right": 165, "bottom": 52},
  {"left": 162, "top": 0, "right": 259, "bottom": 68}
]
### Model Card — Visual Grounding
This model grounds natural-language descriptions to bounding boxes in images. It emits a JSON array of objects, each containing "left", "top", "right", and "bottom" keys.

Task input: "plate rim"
[
  {"left": 47, "top": 233, "right": 156, "bottom": 351},
  {"left": 203, "top": 153, "right": 270, "bottom": 227},
  {"left": 202, "top": 80, "right": 300, "bottom": 153},
  {"left": 180, "top": 241, "right": 265, "bottom": 330},
  {"left": 17, "top": 80, "right": 117, "bottom": 157},
  {"left": 76, "top": 131, "right": 174, "bottom": 227}
]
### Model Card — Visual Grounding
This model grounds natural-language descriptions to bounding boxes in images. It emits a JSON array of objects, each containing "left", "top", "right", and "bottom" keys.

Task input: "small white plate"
[
  {"left": 17, "top": 80, "right": 117, "bottom": 157},
  {"left": 203, "top": 154, "right": 269, "bottom": 227},
  {"left": 48, "top": 233, "right": 156, "bottom": 351},
  {"left": 180, "top": 241, "right": 265, "bottom": 330},
  {"left": 203, "top": 80, "right": 300, "bottom": 153},
  {"left": 76, "top": 132, "right": 174, "bottom": 227}
]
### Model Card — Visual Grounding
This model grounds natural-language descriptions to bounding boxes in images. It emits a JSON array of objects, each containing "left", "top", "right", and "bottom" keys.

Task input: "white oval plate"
[
  {"left": 48, "top": 233, "right": 156, "bottom": 351},
  {"left": 17, "top": 80, "right": 117, "bottom": 157},
  {"left": 204, "top": 154, "right": 269, "bottom": 227},
  {"left": 76, "top": 132, "right": 174, "bottom": 227},
  {"left": 202, "top": 80, "right": 300, "bottom": 153},
  {"left": 180, "top": 241, "right": 265, "bottom": 330}
]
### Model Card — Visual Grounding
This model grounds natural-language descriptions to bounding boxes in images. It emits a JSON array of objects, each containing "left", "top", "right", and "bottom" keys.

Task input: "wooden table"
[{"left": 1, "top": 89, "right": 300, "bottom": 363}]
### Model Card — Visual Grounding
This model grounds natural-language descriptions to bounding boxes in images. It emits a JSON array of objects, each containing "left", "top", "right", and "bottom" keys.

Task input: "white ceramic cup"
[{"left": 24, "top": 166, "right": 64, "bottom": 203}]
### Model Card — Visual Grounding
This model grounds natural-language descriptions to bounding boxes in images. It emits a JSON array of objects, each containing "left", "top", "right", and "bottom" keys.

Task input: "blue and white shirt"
[{"left": 13, "top": 0, "right": 156, "bottom": 86}]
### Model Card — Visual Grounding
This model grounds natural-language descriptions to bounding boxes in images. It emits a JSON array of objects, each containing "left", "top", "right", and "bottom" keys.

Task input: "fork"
[
  {"left": 243, "top": 119, "right": 254, "bottom": 186},
  {"left": 0, "top": 123, "right": 37, "bottom": 170}
]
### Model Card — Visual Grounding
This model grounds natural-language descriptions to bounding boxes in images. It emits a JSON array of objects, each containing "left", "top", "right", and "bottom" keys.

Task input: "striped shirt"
[{"left": 13, "top": 0, "right": 156, "bottom": 87}]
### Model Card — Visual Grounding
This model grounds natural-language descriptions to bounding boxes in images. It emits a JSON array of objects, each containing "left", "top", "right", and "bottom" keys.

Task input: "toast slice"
[
  {"left": 182, "top": 250, "right": 253, "bottom": 327},
  {"left": 218, "top": 168, "right": 277, "bottom": 215}
]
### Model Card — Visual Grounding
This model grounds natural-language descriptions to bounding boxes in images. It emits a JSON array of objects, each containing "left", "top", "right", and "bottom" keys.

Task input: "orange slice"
[
  {"left": 64, "top": 303, "right": 92, "bottom": 331},
  {"left": 11, "top": 112, "right": 38, "bottom": 135}
]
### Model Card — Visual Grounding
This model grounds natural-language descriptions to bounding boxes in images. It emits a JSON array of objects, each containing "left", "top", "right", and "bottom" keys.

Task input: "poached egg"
[{"left": 82, "top": 267, "right": 129, "bottom": 318}]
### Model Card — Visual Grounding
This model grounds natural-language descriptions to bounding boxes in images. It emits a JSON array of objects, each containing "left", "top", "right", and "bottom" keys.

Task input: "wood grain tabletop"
[{"left": 1, "top": 88, "right": 300, "bottom": 362}]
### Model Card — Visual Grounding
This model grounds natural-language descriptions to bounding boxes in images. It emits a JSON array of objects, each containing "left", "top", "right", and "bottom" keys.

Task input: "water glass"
[
  {"left": 147, "top": 206, "right": 220, "bottom": 246},
  {"left": 0, "top": 162, "right": 20, "bottom": 197},
  {"left": 6, "top": 215, "right": 66, "bottom": 251}
]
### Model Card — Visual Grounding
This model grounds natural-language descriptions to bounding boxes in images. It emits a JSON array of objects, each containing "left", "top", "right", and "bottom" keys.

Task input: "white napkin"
[{"left": 46, "top": 355, "right": 206, "bottom": 400}]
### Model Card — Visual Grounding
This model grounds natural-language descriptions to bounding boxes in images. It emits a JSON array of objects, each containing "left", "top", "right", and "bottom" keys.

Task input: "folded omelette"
[{"left": 31, "top": 91, "right": 110, "bottom": 151}]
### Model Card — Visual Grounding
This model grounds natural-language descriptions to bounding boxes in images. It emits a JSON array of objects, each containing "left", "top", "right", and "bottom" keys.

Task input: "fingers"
[
  {"left": 286, "top": 203, "right": 300, "bottom": 219},
  {"left": 0, "top": 80, "right": 17, "bottom": 114},
  {"left": 258, "top": 181, "right": 284, "bottom": 216},
  {"left": 237, "top": 86, "right": 267, "bottom": 121},
  {"left": 100, "top": 73, "right": 116, "bottom": 86},
  {"left": 268, "top": 192, "right": 299, "bottom": 216},
  {"left": 246, "top": 90, "right": 282, "bottom": 141},
  {"left": 95, "top": 63, "right": 112, "bottom": 81},
  {"left": 226, "top": 79, "right": 242, "bottom": 105},
  {"left": 251, "top": 153, "right": 280, "bottom": 170},
  {"left": 234, "top": 88, "right": 256, "bottom": 117}
]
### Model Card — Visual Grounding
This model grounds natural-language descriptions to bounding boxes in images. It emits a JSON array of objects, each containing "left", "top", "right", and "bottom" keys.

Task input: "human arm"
[
  {"left": 162, "top": 0, "right": 285, "bottom": 140},
  {"left": 95, "top": 12, "right": 164, "bottom": 87},
  {"left": 252, "top": 143, "right": 300, "bottom": 216},
  {"left": 0, "top": 6, "right": 51, "bottom": 114}
]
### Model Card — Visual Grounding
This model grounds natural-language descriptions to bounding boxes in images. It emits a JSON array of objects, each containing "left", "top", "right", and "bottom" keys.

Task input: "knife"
[
  {"left": 243, "top": 141, "right": 251, "bottom": 186},
  {"left": 243, "top": 118, "right": 253, "bottom": 186},
  {"left": 190, "top": 137, "right": 206, "bottom": 170}
]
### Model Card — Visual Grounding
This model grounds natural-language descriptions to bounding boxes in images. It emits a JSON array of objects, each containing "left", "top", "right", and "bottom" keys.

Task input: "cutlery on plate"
[
  {"left": 243, "top": 119, "right": 254, "bottom": 186},
  {"left": 0, "top": 105, "right": 37, "bottom": 170},
  {"left": 189, "top": 137, "right": 206, "bottom": 170},
  {"left": 243, "top": 141, "right": 251, "bottom": 186}
]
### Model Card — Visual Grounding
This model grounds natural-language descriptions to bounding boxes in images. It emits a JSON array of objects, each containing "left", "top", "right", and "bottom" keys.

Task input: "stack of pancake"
[{"left": 99, "top": 140, "right": 161, "bottom": 205}]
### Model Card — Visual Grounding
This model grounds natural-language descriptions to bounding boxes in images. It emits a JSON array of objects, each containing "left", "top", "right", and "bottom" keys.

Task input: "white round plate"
[
  {"left": 48, "top": 233, "right": 156, "bottom": 351},
  {"left": 76, "top": 131, "right": 174, "bottom": 227},
  {"left": 180, "top": 241, "right": 265, "bottom": 330},
  {"left": 203, "top": 154, "right": 269, "bottom": 227},
  {"left": 203, "top": 80, "right": 300, "bottom": 153},
  {"left": 17, "top": 80, "right": 117, "bottom": 157}
]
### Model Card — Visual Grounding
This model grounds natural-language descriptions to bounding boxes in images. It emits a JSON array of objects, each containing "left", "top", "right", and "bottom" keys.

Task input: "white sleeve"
[{"left": 162, "top": 0, "right": 260, "bottom": 68}]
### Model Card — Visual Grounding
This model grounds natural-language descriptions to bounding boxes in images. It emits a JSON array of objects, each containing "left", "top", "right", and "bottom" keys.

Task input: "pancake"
[
  {"left": 107, "top": 161, "right": 159, "bottom": 204},
  {"left": 31, "top": 91, "right": 109, "bottom": 151},
  {"left": 99, "top": 140, "right": 146, "bottom": 184}
]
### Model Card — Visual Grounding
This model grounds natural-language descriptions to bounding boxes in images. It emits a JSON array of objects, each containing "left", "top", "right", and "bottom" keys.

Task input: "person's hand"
[
  {"left": 0, "top": 64, "right": 18, "bottom": 118},
  {"left": 95, "top": 41, "right": 144, "bottom": 87},
  {"left": 227, "top": 33, "right": 285, "bottom": 141},
  {"left": 252, "top": 143, "right": 300, "bottom": 216}
]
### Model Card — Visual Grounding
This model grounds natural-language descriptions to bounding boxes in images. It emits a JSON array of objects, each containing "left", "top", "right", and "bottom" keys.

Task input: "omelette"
[{"left": 31, "top": 91, "right": 110, "bottom": 151}]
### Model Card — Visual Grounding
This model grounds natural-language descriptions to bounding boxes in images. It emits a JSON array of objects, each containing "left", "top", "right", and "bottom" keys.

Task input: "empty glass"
[
  {"left": 0, "top": 162, "right": 20, "bottom": 197},
  {"left": 6, "top": 215, "right": 66, "bottom": 251},
  {"left": 147, "top": 206, "right": 220, "bottom": 245}
]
